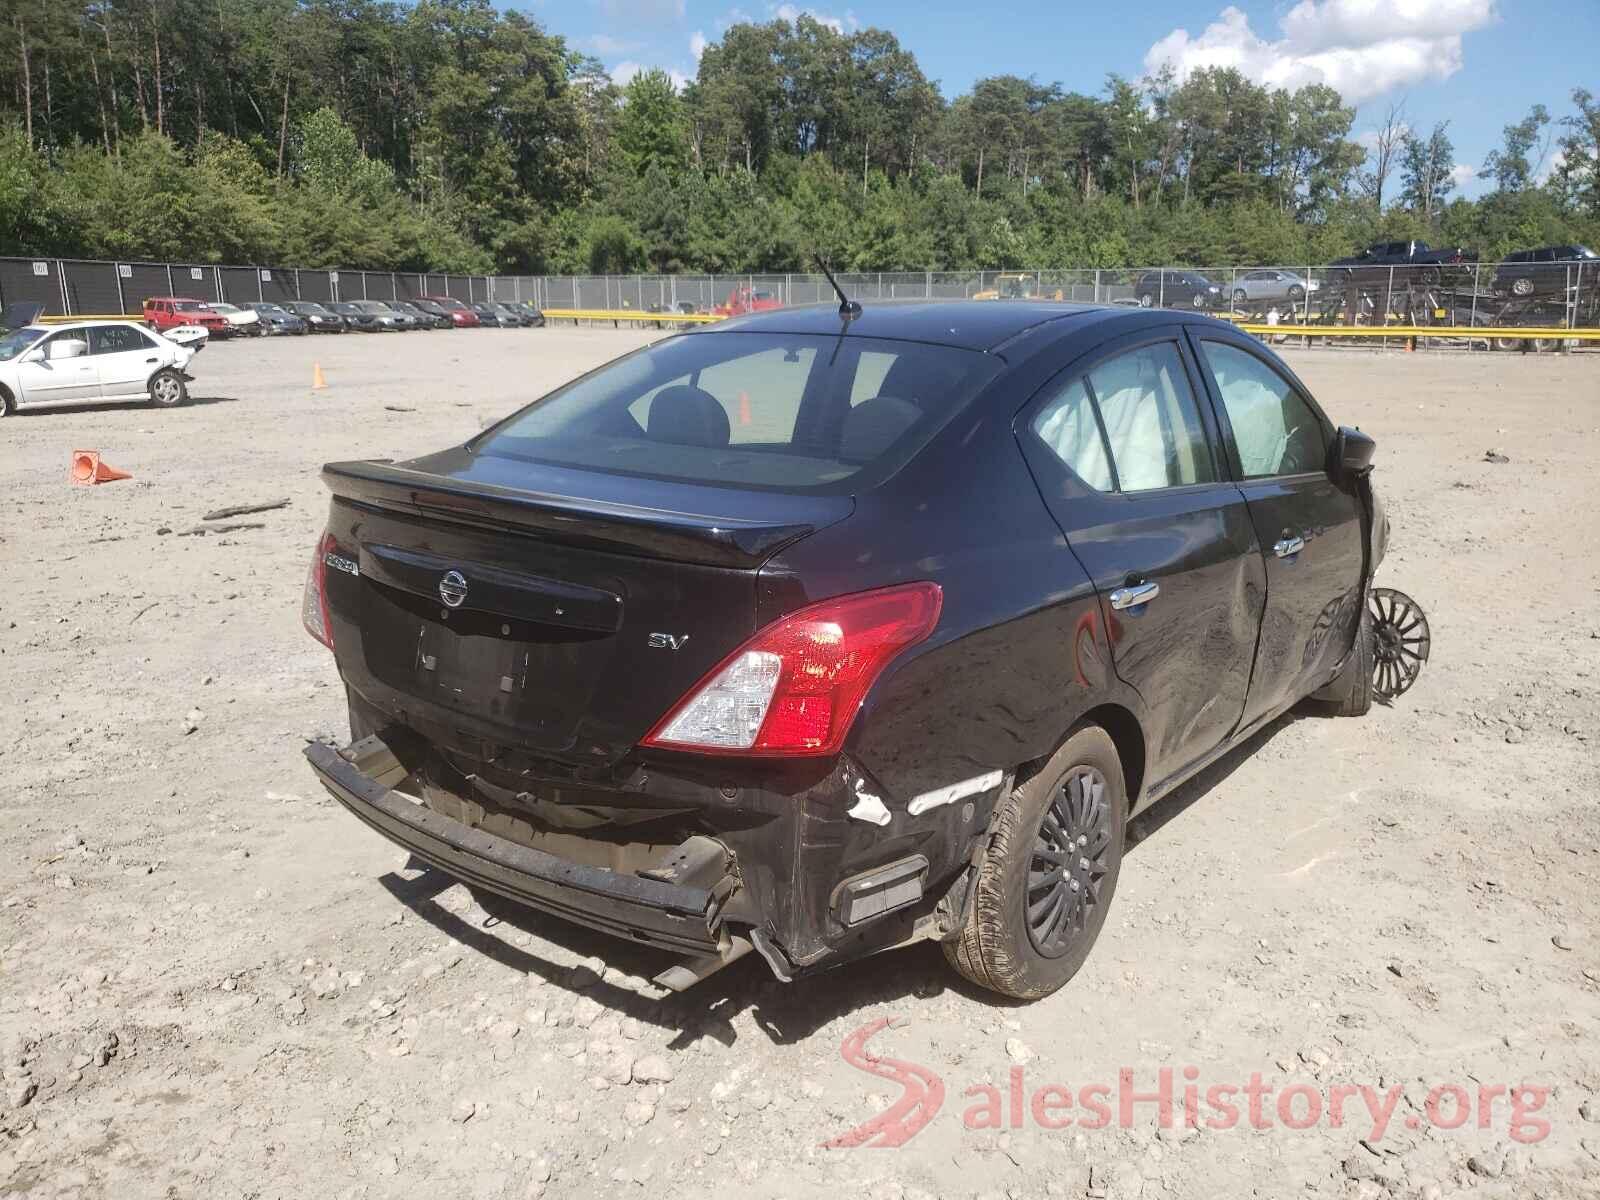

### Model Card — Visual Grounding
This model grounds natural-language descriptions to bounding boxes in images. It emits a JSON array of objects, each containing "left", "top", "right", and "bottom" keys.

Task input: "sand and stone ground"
[{"left": 1, "top": 327, "right": 1598, "bottom": 1199}]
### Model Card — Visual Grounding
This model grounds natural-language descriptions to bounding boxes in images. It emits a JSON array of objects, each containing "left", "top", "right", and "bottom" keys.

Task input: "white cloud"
[
  {"left": 690, "top": 30, "right": 708, "bottom": 60},
  {"left": 597, "top": 0, "right": 687, "bottom": 25},
  {"left": 769, "top": 4, "right": 859, "bottom": 34},
  {"left": 1448, "top": 163, "right": 1477, "bottom": 188},
  {"left": 1534, "top": 147, "right": 1565, "bottom": 186},
  {"left": 609, "top": 61, "right": 692, "bottom": 91},
  {"left": 1144, "top": 1, "right": 1496, "bottom": 104},
  {"left": 582, "top": 34, "right": 642, "bottom": 55},
  {"left": 1356, "top": 123, "right": 1410, "bottom": 150}
]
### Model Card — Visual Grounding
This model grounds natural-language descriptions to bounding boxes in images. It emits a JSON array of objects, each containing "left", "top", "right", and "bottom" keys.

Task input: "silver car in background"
[{"left": 1229, "top": 269, "right": 1319, "bottom": 308}]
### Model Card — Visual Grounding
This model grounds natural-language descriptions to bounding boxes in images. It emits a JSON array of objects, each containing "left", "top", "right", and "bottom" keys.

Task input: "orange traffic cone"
[
  {"left": 312, "top": 363, "right": 327, "bottom": 390},
  {"left": 737, "top": 391, "right": 752, "bottom": 426},
  {"left": 70, "top": 450, "right": 132, "bottom": 486}
]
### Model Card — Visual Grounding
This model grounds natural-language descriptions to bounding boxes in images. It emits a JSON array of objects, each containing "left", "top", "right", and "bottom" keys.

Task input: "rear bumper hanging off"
[{"left": 304, "top": 736, "right": 735, "bottom": 957}]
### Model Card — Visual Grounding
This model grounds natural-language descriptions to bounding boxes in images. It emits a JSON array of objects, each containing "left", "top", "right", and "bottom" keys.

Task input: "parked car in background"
[
  {"left": 301, "top": 299, "right": 1392, "bottom": 1000},
  {"left": 418, "top": 295, "right": 481, "bottom": 328},
  {"left": 391, "top": 299, "right": 450, "bottom": 330},
  {"left": 0, "top": 320, "right": 196, "bottom": 415},
  {"left": 246, "top": 302, "right": 309, "bottom": 335},
  {"left": 347, "top": 301, "right": 408, "bottom": 331},
  {"left": 408, "top": 299, "right": 458, "bottom": 329},
  {"left": 1134, "top": 270, "right": 1223, "bottom": 309},
  {"left": 283, "top": 300, "right": 347, "bottom": 333},
  {"left": 208, "top": 302, "right": 263, "bottom": 336},
  {"left": 1228, "top": 269, "right": 1319, "bottom": 308},
  {"left": 1491, "top": 245, "right": 1598, "bottom": 298},
  {"left": 714, "top": 286, "right": 783, "bottom": 316},
  {"left": 0, "top": 301, "right": 45, "bottom": 333},
  {"left": 470, "top": 301, "right": 515, "bottom": 328},
  {"left": 330, "top": 302, "right": 382, "bottom": 332},
  {"left": 1330, "top": 240, "right": 1472, "bottom": 287},
  {"left": 144, "top": 297, "right": 230, "bottom": 338},
  {"left": 486, "top": 301, "right": 535, "bottom": 327}
]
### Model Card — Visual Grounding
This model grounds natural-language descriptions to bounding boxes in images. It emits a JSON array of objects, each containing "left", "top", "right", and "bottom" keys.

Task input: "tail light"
[
  {"left": 642, "top": 582, "right": 942, "bottom": 757},
  {"left": 301, "top": 531, "right": 338, "bottom": 649}
]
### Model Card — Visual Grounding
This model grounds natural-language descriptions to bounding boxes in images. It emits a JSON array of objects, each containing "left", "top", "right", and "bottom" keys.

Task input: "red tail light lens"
[
  {"left": 641, "top": 582, "right": 942, "bottom": 757},
  {"left": 301, "top": 531, "right": 337, "bottom": 650}
]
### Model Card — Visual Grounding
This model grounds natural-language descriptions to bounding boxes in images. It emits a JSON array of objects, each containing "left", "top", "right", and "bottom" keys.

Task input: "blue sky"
[{"left": 510, "top": 0, "right": 1599, "bottom": 197}]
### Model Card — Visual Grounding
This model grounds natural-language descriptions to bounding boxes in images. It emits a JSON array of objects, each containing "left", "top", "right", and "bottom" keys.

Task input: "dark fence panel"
[
  {"left": 445, "top": 275, "right": 472, "bottom": 303},
  {"left": 394, "top": 274, "right": 421, "bottom": 300},
  {"left": 0, "top": 258, "right": 64, "bottom": 315},
  {"left": 258, "top": 268, "right": 295, "bottom": 304},
  {"left": 59, "top": 260, "right": 122, "bottom": 315},
  {"left": 298, "top": 270, "right": 333, "bottom": 303},
  {"left": 169, "top": 264, "right": 221, "bottom": 304},
  {"left": 218, "top": 266, "right": 259, "bottom": 303},
  {"left": 117, "top": 263, "right": 174, "bottom": 310}
]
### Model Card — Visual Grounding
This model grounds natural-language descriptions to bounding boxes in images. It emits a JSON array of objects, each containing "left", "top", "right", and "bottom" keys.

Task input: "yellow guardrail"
[
  {"left": 541, "top": 308, "right": 725, "bottom": 325},
  {"left": 1238, "top": 323, "right": 1600, "bottom": 341},
  {"left": 38, "top": 313, "right": 144, "bottom": 323}
]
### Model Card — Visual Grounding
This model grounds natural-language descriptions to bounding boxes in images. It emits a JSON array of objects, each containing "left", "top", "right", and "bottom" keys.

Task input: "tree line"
[{"left": 1, "top": 0, "right": 1596, "bottom": 276}]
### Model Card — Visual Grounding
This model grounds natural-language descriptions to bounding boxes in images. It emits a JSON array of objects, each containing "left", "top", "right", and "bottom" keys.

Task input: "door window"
[
  {"left": 1085, "top": 343, "right": 1216, "bottom": 491},
  {"left": 88, "top": 325, "right": 154, "bottom": 355},
  {"left": 1200, "top": 341, "right": 1326, "bottom": 477},
  {"left": 1032, "top": 378, "right": 1113, "bottom": 491}
]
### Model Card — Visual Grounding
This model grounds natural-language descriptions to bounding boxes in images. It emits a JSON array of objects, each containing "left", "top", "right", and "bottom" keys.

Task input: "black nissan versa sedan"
[{"left": 303, "top": 300, "right": 1394, "bottom": 999}]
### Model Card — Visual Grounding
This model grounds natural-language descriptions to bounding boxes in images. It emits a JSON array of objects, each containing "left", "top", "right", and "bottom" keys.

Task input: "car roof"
[{"left": 707, "top": 300, "right": 1122, "bottom": 352}]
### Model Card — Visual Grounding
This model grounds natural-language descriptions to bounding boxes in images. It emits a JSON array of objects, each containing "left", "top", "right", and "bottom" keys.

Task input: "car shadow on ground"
[
  {"left": 10, "top": 395, "right": 240, "bottom": 414},
  {"left": 377, "top": 710, "right": 1308, "bottom": 1048}
]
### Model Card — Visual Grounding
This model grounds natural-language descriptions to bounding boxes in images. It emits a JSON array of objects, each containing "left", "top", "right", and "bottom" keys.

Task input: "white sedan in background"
[
  {"left": 209, "top": 302, "right": 263, "bottom": 336},
  {"left": 0, "top": 320, "right": 196, "bottom": 416}
]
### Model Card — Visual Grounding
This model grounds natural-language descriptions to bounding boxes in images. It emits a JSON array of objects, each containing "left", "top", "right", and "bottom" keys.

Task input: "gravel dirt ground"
[{"left": 1, "top": 327, "right": 1598, "bottom": 1200}]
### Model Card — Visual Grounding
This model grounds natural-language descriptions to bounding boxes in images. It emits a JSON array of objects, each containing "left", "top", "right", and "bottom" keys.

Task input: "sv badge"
[{"left": 647, "top": 632, "right": 690, "bottom": 651}]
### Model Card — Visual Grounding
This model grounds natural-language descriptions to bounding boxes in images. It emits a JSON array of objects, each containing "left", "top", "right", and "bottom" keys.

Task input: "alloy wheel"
[{"left": 1026, "top": 766, "right": 1113, "bottom": 958}]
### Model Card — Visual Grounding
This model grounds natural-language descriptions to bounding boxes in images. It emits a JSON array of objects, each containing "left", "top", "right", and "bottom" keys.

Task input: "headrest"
[{"left": 647, "top": 385, "right": 730, "bottom": 448}]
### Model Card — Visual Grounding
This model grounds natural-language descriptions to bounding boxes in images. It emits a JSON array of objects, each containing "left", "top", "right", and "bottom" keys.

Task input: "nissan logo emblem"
[{"left": 438, "top": 570, "right": 469, "bottom": 609}]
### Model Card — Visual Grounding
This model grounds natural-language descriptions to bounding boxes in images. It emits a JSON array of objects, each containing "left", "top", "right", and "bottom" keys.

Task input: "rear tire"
[
  {"left": 945, "top": 726, "right": 1126, "bottom": 1000},
  {"left": 1309, "top": 601, "right": 1374, "bottom": 716},
  {"left": 1232, "top": 288, "right": 1248, "bottom": 307},
  {"left": 1137, "top": 293, "right": 1154, "bottom": 309},
  {"left": 0, "top": 387, "right": 13, "bottom": 417}
]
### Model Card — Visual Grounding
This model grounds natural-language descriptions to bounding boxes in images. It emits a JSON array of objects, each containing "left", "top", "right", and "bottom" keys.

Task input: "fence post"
[
  {"left": 1093, "top": 269, "right": 1101, "bottom": 304},
  {"left": 256, "top": 268, "right": 264, "bottom": 302},
  {"left": 1469, "top": 264, "right": 1480, "bottom": 349},
  {"left": 166, "top": 264, "right": 174, "bottom": 296},
  {"left": 114, "top": 264, "right": 126, "bottom": 315}
]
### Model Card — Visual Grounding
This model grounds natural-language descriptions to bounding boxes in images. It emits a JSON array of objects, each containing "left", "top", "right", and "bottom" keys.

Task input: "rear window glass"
[{"left": 475, "top": 332, "right": 999, "bottom": 493}]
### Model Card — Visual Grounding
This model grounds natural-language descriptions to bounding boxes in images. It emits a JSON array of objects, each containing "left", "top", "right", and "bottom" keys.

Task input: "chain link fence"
[{"left": 4, "top": 257, "right": 1596, "bottom": 345}]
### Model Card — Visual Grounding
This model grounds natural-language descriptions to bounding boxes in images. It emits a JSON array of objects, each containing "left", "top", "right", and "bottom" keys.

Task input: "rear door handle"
[
  {"left": 1274, "top": 535, "right": 1306, "bottom": 558},
  {"left": 1109, "top": 581, "right": 1160, "bottom": 610},
  {"left": 145, "top": 356, "right": 158, "bottom": 363}
]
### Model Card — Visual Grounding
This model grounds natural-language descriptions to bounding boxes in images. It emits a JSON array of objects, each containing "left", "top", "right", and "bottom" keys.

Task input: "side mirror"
[
  {"left": 21, "top": 348, "right": 45, "bottom": 364},
  {"left": 1331, "top": 425, "right": 1376, "bottom": 478},
  {"left": 50, "top": 339, "right": 88, "bottom": 361}
]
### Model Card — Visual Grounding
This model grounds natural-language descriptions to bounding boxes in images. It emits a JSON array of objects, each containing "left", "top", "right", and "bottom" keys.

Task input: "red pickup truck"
[
  {"left": 143, "top": 297, "right": 230, "bottom": 337},
  {"left": 714, "top": 287, "right": 783, "bottom": 317}
]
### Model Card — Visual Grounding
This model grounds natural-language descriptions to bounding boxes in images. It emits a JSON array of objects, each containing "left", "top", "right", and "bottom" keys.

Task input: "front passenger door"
[
  {"left": 1190, "top": 334, "right": 1364, "bottom": 726},
  {"left": 18, "top": 332, "right": 100, "bottom": 405}
]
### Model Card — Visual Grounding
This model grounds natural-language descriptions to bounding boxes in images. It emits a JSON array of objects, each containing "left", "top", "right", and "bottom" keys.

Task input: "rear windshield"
[{"left": 475, "top": 332, "right": 1000, "bottom": 493}]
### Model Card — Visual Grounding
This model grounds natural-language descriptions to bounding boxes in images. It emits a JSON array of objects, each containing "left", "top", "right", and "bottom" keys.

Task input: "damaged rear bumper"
[{"left": 305, "top": 736, "right": 736, "bottom": 958}]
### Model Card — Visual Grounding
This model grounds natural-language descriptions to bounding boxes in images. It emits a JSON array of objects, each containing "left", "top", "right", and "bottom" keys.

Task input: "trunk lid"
[{"left": 320, "top": 450, "right": 851, "bottom": 768}]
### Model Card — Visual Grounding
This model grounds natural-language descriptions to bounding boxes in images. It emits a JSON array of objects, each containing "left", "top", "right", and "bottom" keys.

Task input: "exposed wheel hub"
[
  {"left": 1370, "top": 587, "right": 1430, "bottom": 700},
  {"left": 1026, "top": 766, "right": 1111, "bottom": 958}
]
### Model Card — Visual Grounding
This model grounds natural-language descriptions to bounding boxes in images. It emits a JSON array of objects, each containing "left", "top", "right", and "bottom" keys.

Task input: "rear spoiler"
[{"left": 322, "top": 458, "right": 850, "bottom": 569}]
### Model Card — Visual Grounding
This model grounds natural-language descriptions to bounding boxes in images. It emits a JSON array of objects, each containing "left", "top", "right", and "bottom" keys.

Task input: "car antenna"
[{"left": 815, "top": 254, "right": 861, "bottom": 320}]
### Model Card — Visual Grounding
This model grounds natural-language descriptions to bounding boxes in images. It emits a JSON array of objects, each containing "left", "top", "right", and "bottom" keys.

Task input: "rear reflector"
[{"left": 642, "top": 582, "right": 942, "bottom": 757}]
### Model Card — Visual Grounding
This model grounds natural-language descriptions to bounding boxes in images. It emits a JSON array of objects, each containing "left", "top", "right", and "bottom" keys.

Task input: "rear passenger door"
[
  {"left": 1018, "top": 331, "right": 1265, "bottom": 787},
  {"left": 1188, "top": 332, "right": 1364, "bottom": 726}
]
